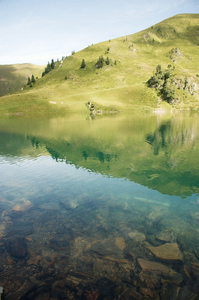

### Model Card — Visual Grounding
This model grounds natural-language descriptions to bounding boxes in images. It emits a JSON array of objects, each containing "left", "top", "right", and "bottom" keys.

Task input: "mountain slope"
[
  {"left": 0, "top": 14, "right": 199, "bottom": 115},
  {"left": 0, "top": 63, "right": 44, "bottom": 97}
]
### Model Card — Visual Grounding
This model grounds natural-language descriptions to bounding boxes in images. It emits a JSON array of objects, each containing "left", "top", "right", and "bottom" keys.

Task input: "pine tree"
[
  {"left": 96, "top": 56, "right": 104, "bottom": 68},
  {"left": 51, "top": 59, "right": 55, "bottom": 69},
  {"left": 45, "top": 62, "right": 51, "bottom": 74},
  {"left": 31, "top": 75, "right": 36, "bottom": 84},
  {"left": 105, "top": 57, "right": 110, "bottom": 65},
  {"left": 27, "top": 77, "right": 31, "bottom": 85},
  {"left": 80, "top": 59, "right": 86, "bottom": 69}
]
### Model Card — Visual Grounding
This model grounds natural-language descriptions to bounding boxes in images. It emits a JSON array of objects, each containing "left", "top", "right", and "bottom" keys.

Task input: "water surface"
[{"left": 0, "top": 112, "right": 199, "bottom": 299}]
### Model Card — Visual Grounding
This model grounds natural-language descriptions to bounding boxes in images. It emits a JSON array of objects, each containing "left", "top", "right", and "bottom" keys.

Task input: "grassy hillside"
[
  {"left": 0, "top": 63, "right": 44, "bottom": 97},
  {"left": 0, "top": 14, "right": 199, "bottom": 115}
]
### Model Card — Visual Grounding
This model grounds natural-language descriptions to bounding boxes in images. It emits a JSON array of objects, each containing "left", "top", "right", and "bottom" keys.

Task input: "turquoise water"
[{"left": 0, "top": 113, "right": 199, "bottom": 299}]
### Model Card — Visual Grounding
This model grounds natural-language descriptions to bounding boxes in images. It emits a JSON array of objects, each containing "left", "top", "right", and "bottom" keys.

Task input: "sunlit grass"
[{"left": 0, "top": 14, "right": 199, "bottom": 115}]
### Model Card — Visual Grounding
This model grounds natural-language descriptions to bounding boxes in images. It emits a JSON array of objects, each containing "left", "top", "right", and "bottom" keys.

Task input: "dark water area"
[{"left": 0, "top": 112, "right": 199, "bottom": 299}]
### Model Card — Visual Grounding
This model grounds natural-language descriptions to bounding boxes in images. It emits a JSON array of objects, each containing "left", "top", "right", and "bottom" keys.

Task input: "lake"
[{"left": 0, "top": 112, "right": 199, "bottom": 299}]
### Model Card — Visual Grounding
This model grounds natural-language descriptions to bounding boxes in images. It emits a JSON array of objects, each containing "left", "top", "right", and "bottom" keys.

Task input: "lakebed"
[{"left": 0, "top": 112, "right": 199, "bottom": 299}]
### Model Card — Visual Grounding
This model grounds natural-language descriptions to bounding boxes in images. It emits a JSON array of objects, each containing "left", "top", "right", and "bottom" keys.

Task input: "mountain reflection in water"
[{"left": 0, "top": 112, "right": 199, "bottom": 299}]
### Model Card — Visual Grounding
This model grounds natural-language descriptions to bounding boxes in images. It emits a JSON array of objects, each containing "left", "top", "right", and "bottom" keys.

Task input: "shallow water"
[{"left": 0, "top": 112, "right": 199, "bottom": 299}]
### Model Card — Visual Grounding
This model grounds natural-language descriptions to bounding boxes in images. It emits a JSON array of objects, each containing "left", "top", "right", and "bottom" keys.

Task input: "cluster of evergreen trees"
[
  {"left": 96, "top": 56, "right": 110, "bottom": 69},
  {"left": 80, "top": 52, "right": 116, "bottom": 70},
  {"left": 147, "top": 64, "right": 176, "bottom": 102},
  {"left": 42, "top": 59, "right": 55, "bottom": 77},
  {"left": 27, "top": 75, "right": 36, "bottom": 86}
]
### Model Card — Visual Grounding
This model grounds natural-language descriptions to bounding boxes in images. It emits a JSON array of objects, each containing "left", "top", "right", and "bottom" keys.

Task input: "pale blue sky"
[{"left": 0, "top": 0, "right": 198, "bottom": 65}]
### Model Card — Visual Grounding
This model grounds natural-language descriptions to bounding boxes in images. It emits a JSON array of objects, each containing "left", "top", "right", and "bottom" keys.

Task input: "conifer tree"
[
  {"left": 51, "top": 59, "right": 55, "bottom": 69},
  {"left": 45, "top": 62, "right": 51, "bottom": 74},
  {"left": 105, "top": 57, "right": 110, "bottom": 65},
  {"left": 96, "top": 56, "right": 104, "bottom": 68},
  {"left": 80, "top": 59, "right": 86, "bottom": 68},
  {"left": 31, "top": 75, "right": 35, "bottom": 84},
  {"left": 27, "top": 77, "right": 31, "bottom": 85}
]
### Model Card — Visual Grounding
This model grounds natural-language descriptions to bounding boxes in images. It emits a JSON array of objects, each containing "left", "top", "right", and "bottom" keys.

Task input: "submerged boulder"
[
  {"left": 6, "top": 237, "right": 28, "bottom": 258},
  {"left": 145, "top": 242, "right": 183, "bottom": 263}
]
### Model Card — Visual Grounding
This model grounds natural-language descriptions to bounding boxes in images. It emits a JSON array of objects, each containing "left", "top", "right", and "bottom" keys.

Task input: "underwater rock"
[
  {"left": 96, "top": 277, "right": 116, "bottom": 299},
  {"left": 81, "top": 283, "right": 100, "bottom": 300},
  {"left": 49, "top": 236, "right": 70, "bottom": 251},
  {"left": 139, "top": 287, "right": 156, "bottom": 298},
  {"left": 27, "top": 255, "right": 42, "bottom": 266},
  {"left": 76, "top": 259, "right": 94, "bottom": 276},
  {"left": 60, "top": 199, "right": 79, "bottom": 210},
  {"left": 183, "top": 265, "right": 193, "bottom": 279},
  {"left": 137, "top": 258, "right": 183, "bottom": 284},
  {"left": 160, "top": 285, "right": 198, "bottom": 300},
  {"left": 114, "top": 237, "right": 126, "bottom": 250},
  {"left": 191, "top": 262, "right": 199, "bottom": 277},
  {"left": 5, "top": 220, "right": 34, "bottom": 236},
  {"left": 5, "top": 258, "right": 16, "bottom": 265},
  {"left": 145, "top": 242, "right": 183, "bottom": 263},
  {"left": 156, "top": 230, "right": 176, "bottom": 243},
  {"left": 87, "top": 238, "right": 125, "bottom": 261},
  {"left": 41, "top": 250, "right": 58, "bottom": 262},
  {"left": 0, "top": 223, "right": 6, "bottom": 238},
  {"left": 12, "top": 199, "right": 33, "bottom": 213},
  {"left": 38, "top": 202, "right": 60, "bottom": 210},
  {"left": 6, "top": 237, "right": 28, "bottom": 258},
  {"left": 128, "top": 230, "right": 146, "bottom": 242},
  {"left": 6, "top": 279, "right": 35, "bottom": 300},
  {"left": 183, "top": 251, "right": 199, "bottom": 263}
]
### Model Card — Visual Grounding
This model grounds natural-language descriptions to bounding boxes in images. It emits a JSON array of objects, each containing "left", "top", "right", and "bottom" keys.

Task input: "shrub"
[{"left": 105, "top": 47, "right": 110, "bottom": 54}]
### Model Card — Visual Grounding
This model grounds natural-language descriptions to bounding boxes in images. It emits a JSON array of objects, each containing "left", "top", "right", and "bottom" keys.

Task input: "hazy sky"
[{"left": 0, "top": 0, "right": 198, "bottom": 65}]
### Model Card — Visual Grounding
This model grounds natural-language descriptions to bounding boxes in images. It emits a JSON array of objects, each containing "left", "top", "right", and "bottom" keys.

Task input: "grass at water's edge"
[{"left": 0, "top": 84, "right": 161, "bottom": 116}]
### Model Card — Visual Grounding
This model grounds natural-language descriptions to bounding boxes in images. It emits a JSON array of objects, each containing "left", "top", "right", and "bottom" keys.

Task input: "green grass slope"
[
  {"left": 0, "top": 14, "right": 199, "bottom": 115},
  {"left": 0, "top": 63, "right": 44, "bottom": 97}
]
